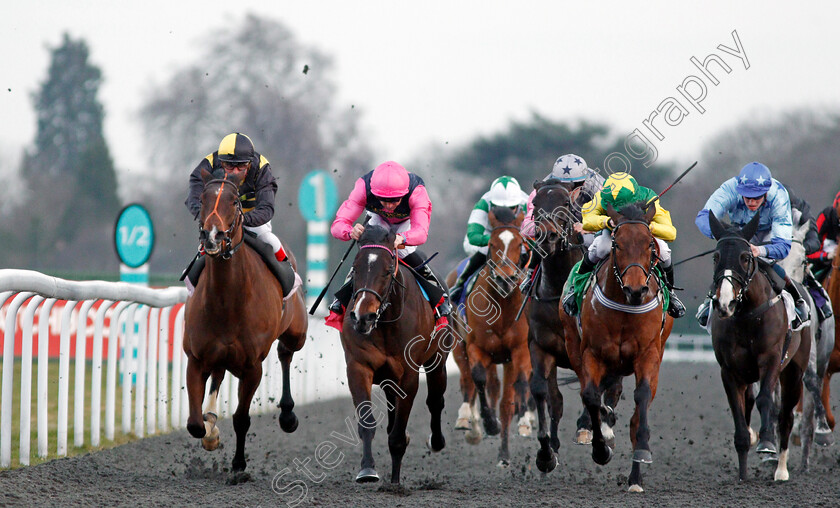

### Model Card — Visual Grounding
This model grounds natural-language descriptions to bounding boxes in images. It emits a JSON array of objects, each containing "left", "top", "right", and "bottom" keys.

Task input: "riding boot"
[
  {"left": 404, "top": 252, "right": 452, "bottom": 331},
  {"left": 325, "top": 277, "right": 353, "bottom": 331},
  {"left": 563, "top": 255, "right": 596, "bottom": 317},
  {"left": 784, "top": 276, "right": 810, "bottom": 331},
  {"left": 519, "top": 250, "right": 542, "bottom": 293},
  {"left": 662, "top": 264, "right": 686, "bottom": 318},
  {"left": 696, "top": 297, "right": 712, "bottom": 328},
  {"left": 450, "top": 252, "right": 487, "bottom": 302},
  {"left": 804, "top": 270, "right": 833, "bottom": 320}
]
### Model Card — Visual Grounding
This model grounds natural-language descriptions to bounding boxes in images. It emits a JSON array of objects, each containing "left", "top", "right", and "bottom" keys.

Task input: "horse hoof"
[
  {"left": 632, "top": 449, "right": 652, "bottom": 464},
  {"left": 201, "top": 427, "right": 220, "bottom": 451},
  {"left": 279, "top": 412, "right": 299, "bottom": 433},
  {"left": 535, "top": 450, "right": 557, "bottom": 473},
  {"left": 774, "top": 468, "right": 790, "bottom": 481},
  {"left": 592, "top": 444, "right": 612, "bottom": 465},
  {"left": 628, "top": 484, "right": 644, "bottom": 493},
  {"left": 232, "top": 458, "right": 246, "bottom": 472},
  {"left": 454, "top": 417, "right": 471, "bottom": 430},
  {"left": 573, "top": 429, "right": 593, "bottom": 445},
  {"left": 496, "top": 459, "right": 510, "bottom": 468},
  {"left": 187, "top": 421, "right": 206, "bottom": 439},
  {"left": 815, "top": 431, "right": 834, "bottom": 447},
  {"left": 518, "top": 423, "right": 532, "bottom": 438},
  {"left": 760, "top": 452, "right": 779, "bottom": 463},
  {"left": 464, "top": 430, "right": 483, "bottom": 445},
  {"left": 355, "top": 468, "right": 380, "bottom": 483},
  {"left": 426, "top": 433, "right": 445, "bottom": 452},
  {"left": 484, "top": 418, "right": 501, "bottom": 436},
  {"left": 757, "top": 440, "right": 778, "bottom": 455}
]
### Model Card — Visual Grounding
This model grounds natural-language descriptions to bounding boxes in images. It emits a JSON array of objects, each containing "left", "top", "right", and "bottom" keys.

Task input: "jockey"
[
  {"left": 695, "top": 162, "right": 809, "bottom": 330},
  {"left": 809, "top": 189, "right": 840, "bottom": 281},
  {"left": 519, "top": 154, "right": 605, "bottom": 294},
  {"left": 788, "top": 188, "right": 833, "bottom": 320},
  {"left": 184, "top": 132, "right": 298, "bottom": 296},
  {"left": 562, "top": 171, "right": 686, "bottom": 318},
  {"left": 448, "top": 176, "right": 529, "bottom": 302},
  {"left": 325, "top": 161, "right": 452, "bottom": 332}
]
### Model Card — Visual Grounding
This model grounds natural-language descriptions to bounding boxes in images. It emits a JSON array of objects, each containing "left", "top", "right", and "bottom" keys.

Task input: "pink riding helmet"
[{"left": 370, "top": 161, "right": 410, "bottom": 198}]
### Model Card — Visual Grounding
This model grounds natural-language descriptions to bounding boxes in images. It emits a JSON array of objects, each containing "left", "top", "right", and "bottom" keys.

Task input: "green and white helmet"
[{"left": 487, "top": 176, "right": 525, "bottom": 207}]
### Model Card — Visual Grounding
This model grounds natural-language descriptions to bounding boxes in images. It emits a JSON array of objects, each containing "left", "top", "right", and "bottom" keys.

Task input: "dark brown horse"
[
  {"left": 706, "top": 210, "right": 810, "bottom": 482},
  {"left": 183, "top": 169, "right": 307, "bottom": 473},
  {"left": 340, "top": 225, "right": 447, "bottom": 484},
  {"left": 821, "top": 200, "right": 840, "bottom": 432},
  {"left": 462, "top": 206, "right": 531, "bottom": 467},
  {"left": 561, "top": 202, "right": 673, "bottom": 492}
]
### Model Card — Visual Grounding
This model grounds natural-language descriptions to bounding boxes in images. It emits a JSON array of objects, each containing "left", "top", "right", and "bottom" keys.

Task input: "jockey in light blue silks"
[
  {"left": 695, "top": 161, "right": 810, "bottom": 330},
  {"left": 448, "top": 176, "right": 529, "bottom": 302}
]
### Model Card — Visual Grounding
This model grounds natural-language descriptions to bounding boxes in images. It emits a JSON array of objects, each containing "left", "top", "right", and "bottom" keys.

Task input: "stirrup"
[
  {"left": 449, "top": 285, "right": 464, "bottom": 302},
  {"left": 562, "top": 292, "right": 578, "bottom": 317},
  {"left": 329, "top": 299, "right": 344, "bottom": 313},
  {"left": 667, "top": 292, "right": 686, "bottom": 318},
  {"left": 696, "top": 300, "right": 711, "bottom": 327}
]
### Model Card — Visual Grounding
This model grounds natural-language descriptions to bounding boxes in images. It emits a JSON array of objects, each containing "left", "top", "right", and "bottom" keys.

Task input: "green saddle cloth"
[{"left": 564, "top": 260, "right": 670, "bottom": 312}]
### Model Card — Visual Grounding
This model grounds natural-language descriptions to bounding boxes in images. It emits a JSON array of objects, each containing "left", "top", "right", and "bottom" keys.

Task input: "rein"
[
  {"left": 610, "top": 219, "right": 659, "bottom": 293},
  {"left": 199, "top": 178, "right": 244, "bottom": 260},
  {"left": 712, "top": 236, "right": 757, "bottom": 310}
]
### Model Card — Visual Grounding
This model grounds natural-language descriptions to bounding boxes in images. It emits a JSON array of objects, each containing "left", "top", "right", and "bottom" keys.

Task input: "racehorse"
[
  {"left": 525, "top": 179, "right": 618, "bottom": 473},
  {"left": 821, "top": 199, "right": 840, "bottom": 434},
  {"left": 560, "top": 202, "right": 673, "bottom": 492},
  {"left": 706, "top": 210, "right": 810, "bottom": 482},
  {"left": 462, "top": 206, "right": 532, "bottom": 466},
  {"left": 340, "top": 225, "right": 448, "bottom": 484},
  {"left": 183, "top": 169, "right": 307, "bottom": 473},
  {"left": 778, "top": 208, "right": 835, "bottom": 464}
]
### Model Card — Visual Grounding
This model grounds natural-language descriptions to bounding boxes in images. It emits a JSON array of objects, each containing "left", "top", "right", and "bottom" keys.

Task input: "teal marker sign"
[
  {"left": 114, "top": 204, "right": 155, "bottom": 268},
  {"left": 298, "top": 170, "right": 339, "bottom": 221}
]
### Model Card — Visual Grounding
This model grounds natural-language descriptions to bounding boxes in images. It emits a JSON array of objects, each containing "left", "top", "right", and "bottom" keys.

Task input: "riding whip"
[
  {"left": 647, "top": 161, "right": 698, "bottom": 206},
  {"left": 308, "top": 215, "right": 371, "bottom": 315},
  {"left": 673, "top": 248, "right": 716, "bottom": 267},
  {"left": 515, "top": 264, "right": 540, "bottom": 322}
]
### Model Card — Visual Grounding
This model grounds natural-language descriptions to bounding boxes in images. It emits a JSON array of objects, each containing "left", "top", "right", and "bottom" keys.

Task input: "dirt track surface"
[{"left": 2, "top": 362, "right": 840, "bottom": 507}]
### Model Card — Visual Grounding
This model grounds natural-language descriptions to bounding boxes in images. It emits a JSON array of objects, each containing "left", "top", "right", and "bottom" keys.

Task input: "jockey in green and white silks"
[
  {"left": 562, "top": 171, "right": 686, "bottom": 319},
  {"left": 449, "top": 176, "right": 529, "bottom": 302}
]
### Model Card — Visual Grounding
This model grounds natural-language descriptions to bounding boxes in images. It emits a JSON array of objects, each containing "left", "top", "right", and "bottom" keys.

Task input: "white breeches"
[
  {"left": 367, "top": 213, "right": 416, "bottom": 258},
  {"left": 587, "top": 231, "right": 672, "bottom": 266}
]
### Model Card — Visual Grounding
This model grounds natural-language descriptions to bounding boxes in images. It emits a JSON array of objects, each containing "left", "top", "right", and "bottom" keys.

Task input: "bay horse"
[
  {"left": 183, "top": 169, "right": 307, "bottom": 473},
  {"left": 706, "top": 210, "right": 810, "bottom": 482},
  {"left": 340, "top": 225, "right": 447, "bottom": 484},
  {"left": 821, "top": 200, "right": 840, "bottom": 434},
  {"left": 560, "top": 202, "right": 673, "bottom": 492},
  {"left": 779, "top": 208, "right": 835, "bottom": 462},
  {"left": 462, "top": 205, "right": 531, "bottom": 467}
]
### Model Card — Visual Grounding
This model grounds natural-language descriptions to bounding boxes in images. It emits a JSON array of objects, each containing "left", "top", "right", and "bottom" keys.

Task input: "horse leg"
[
  {"left": 720, "top": 368, "right": 750, "bottom": 482},
  {"left": 627, "top": 357, "right": 660, "bottom": 493},
  {"left": 755, "top": 364, "right": 782, "bottom": 457},
  {"left": 497, "top": 361, "right": 518, "bottom": 467},
  {"left": 469, "top": 347, "right": 501, "bottom": 436},
  {"left": 530, "top": 348, "right": 558, "bottom": 472},
  {"left": 546, "top": 365, "right": 564, "bottom": 452},
  {"left": 201, "top": 369, "right": 225, "bottom": 451},
  {"left": 800, "top": 377, "right": 816, "bottom": 471},
  {"left": 454, "top": 339, "right": 475, "bottom": 430},
  {"left": 388, "top": 374, "right": 419, "bottom": 484},
  {"left": 744, "top": 384, "right": 759, "bottom": 447},
  {"left": 231, "top": 367, "right": 261, "bottom": 472},
  {"left": 776, "top": 362, "right": 805, "bottom": 481},
  {"left": 821, "top": 373, "right": 835, "bottom": 431},
  {"left": 347, "top": 362, "right": 378, "bottom": 483},
  {"left": 185, "top": 358, "right": 210, "bottom": 439},
  {"left": 601, "top": 376, "right": 622, "bottom": 449},
  {"left": 423, "top": 357, "right": 447, "bottom": 453},
  {"left": 276, "top": 342, "right": 298, "bottom": 433},
  {"left": 579, "top": 356, "right": 611, "bottom": 466},
  {"left": 513, "top": 346, "right": 533, "bottom": 440}
]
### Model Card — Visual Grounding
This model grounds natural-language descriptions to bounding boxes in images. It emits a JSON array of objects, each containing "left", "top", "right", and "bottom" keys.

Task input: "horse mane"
[
  {"left": 490, "top": 205, "right": 517, "bottom": 224},
  {"left": 618, "top": 201, "right": 650, "bottom": 222},
  {"left": 359, "top": 224, "right": 393, "bottom": 246}
]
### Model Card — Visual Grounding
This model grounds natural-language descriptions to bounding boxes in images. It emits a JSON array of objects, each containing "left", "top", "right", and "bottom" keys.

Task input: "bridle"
[
  {"left": 533, "top": 185, "right": 583, "bottom": 253},
  {"left": 610, "top": 219, "right": 659, "bottom": 293},
  {"left": 711, "top": 235, "right": 757, "bottom": 309},
  {"left": 488, "top": 223, "right": 524, "bottom": 285},
  {"left": 199, "top": 178, "right": 244, "bottom": 260},
  {"left": 351, "top": 243, "right": 406, "bottom": 328}
]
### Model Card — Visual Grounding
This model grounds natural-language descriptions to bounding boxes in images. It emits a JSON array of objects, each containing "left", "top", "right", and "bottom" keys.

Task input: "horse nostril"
[{"left": 349, "top": 312, "right": 358, "bottom": 322}]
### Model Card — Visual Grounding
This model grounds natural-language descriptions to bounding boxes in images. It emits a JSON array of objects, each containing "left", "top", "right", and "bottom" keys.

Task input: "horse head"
[
  {"left": 778, "top": 208, "right": 808, "bottom": 282},
  {"left": 532, "top": 178, "right": 577, "bottom": 256},
  {"left": 708, "top": 210, "right": 760, "bottom": 318},
  {"left": 198, "top": 168, "right": 245, "bottom": 259},
  {"left": 487, "top": 205, "right": 526, "bottom": 295},
  {"left": 605, "top": 201, "right": 659, "bottom": 306},
  {"left": 349, "top": 225, "right": 400, "bottom": 335}
]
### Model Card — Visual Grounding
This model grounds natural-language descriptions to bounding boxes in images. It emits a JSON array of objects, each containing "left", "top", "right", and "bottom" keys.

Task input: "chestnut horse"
[
  {"left": 821, "top": 199, "right": 840, "bottom": 433},
  {"left": 561, "top": 202, "right": 673, "bottom": 492},
  {"left": 340, "top": 225, "right": 447, "bottom": 484},
  {"left": 183, "top": 170, "right": 307, "bottom": 473},
  {"left": 462, "top": 206, "right": 531, "bottom": 467},
  {"left": 706, "top": 211, "right": 810, "bottom": 483}
]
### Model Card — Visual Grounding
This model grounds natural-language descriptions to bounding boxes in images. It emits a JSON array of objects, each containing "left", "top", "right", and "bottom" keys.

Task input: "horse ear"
[
  {"left": 605, "top": 203, "right": 620, "bottom": 223},
  {"left": 227, "top": 170, "right": 247, "bottom": 187},
  {"left": 643, "top": 201, "right": 657, "bottom": 223},
  {"left": 741, "top": 210, "right": 761, "bottom": 240},
  {"left": 201, "top": 167, "right": 213, "bottom": 184},
  {"left": 708, "top": 210, "right": 726, "bottom": 240},
  {"left": 533, "top": 179, "right": 545, "bottom": 191}
]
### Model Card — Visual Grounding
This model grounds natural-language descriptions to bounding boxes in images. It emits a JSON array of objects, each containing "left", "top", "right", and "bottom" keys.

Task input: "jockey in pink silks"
[{"left": 325, "top": 161, "right": 453, "bottom": 332}]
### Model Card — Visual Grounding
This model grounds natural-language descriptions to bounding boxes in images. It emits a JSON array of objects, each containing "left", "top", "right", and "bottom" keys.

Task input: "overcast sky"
[{"left": 3, "top": 1, "right": 839, "bottom": 177}]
